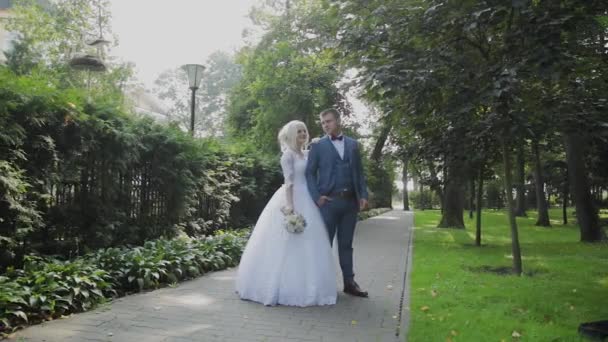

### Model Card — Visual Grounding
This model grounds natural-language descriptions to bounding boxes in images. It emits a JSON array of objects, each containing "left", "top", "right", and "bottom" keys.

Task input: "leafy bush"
[
  {"left": 87, "top": 232, "right": 247, "bottom": 294},
  {"left": 409, "top": 190, "right": 441, "bottom": 210},
  {"left": 485, "top": 178, "right": 505, "bottom": 209},
  {"left": 365, "top": 160, "right": 396, "bottom": 209},
  {"left": 0, "top": 230, "right": 247, "bottom": 334},
  {"left": 0, "top": 256, "right": 112, "bottom": 332},
  {"left": 0, "top": 69, "right": 279, "bottom": 268},
  {"left": 357, "top": 207, "right": 392, "bottom": 221},
  {"left": 226, "top": 147, "right": 282, "bottom": 228}
]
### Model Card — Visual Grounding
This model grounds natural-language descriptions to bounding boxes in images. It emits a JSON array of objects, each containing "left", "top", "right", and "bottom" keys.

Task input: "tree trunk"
[
  {"left": 427, "top": 162, "right": 443, "bottom": 211},
  {"left": 442, "top": 156, "right": 448, "bottom": 214},
  {"left": 501, "top": 138, "right": 523, "bottom": 275},
  {"left": 438, "top": 180, "right": 465, "bottom": 228},
  {"left": 475, "top": 163, "right": 484, "bottom": 246},
  {"left": 438, "top": 162, "right": 465, "bottom": 229},
  {"left": 469, "top": 178, "right": 475, "bottom": 219},
  {"left": 562, "top": 170, "right": 569, "bottom": 225},
  {"left": 532, "top": 140, "right": 551, "bottom": 227},
  {"left": 564, "top": 133, "right": 606, "bottom": 242},
  {"left": 370, "top": 123, "right": 392, "bottom": 162},
  {"left": 419, "top": 182, "right": 424, "bottom": 211},
  {"left": 514, "top": 144, "right": 527, "bottom": 217},
  {"left": 402, "top": 156, "right": 410, "bottom": 211}
]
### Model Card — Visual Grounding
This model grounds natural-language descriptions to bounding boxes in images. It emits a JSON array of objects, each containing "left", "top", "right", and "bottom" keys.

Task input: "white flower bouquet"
[{"left": 281, "top": 206, "right": 306, "bottom": 233}]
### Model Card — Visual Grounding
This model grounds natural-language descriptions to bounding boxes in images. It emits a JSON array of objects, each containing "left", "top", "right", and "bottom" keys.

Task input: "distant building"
[{"left": 125, "top": 85, "right": 170, "bottom": 123}]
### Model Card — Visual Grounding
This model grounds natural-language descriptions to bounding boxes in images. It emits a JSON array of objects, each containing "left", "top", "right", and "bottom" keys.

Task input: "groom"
[{"left": 306, "top": 108, "right": 369, "bottom": 298}]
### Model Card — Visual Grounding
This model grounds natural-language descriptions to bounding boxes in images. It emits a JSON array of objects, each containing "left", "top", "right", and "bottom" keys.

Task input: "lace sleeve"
[{"left": 280, "top": 151, "right": 295, "bottom": 187}]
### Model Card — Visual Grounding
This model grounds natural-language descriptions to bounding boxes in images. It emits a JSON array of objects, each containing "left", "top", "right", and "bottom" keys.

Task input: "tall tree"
[{"left": 227, "top": 0, "right": 349, "bottom": 151}]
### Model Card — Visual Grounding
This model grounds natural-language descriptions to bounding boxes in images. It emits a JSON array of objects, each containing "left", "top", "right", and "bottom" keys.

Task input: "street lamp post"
[{"left": 182, "top": 64, "right": 206, "bottom": 136}]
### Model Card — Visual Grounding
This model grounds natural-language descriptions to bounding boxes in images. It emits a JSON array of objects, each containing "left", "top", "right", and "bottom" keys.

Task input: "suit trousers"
[{"left": 319, "top": 197, "right": 358, "bottom": 282}]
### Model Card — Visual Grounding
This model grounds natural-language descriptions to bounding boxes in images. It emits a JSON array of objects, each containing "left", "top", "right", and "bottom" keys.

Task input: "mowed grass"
[{"left": 408, "top": 208, "right": 608, "bottom": 342}]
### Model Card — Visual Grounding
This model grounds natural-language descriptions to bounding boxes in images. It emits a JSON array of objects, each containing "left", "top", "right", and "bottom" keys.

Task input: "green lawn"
[{"left": 408, "top": 208, "right": 608, "bottom": 342}]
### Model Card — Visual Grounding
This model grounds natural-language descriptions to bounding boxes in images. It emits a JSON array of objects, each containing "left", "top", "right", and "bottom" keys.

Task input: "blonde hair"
[{"left": 278, "top": 120, "right": 309, "bottom": 153}]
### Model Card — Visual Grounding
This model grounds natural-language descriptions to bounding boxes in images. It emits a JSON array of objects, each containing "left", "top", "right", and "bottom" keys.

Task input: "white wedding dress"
[{"left": 235, "top": 150, "right": 337, "bottom": 306}]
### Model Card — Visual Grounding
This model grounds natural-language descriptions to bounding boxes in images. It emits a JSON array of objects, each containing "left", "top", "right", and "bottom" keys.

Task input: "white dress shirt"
[{"left": 330, "top": 135, "right": 345, "bottom": 159}]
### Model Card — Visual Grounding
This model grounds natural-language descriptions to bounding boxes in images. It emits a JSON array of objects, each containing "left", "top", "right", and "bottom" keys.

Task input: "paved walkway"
[{"left": 8, "top": 210, "right": 414, "bottom": 342}]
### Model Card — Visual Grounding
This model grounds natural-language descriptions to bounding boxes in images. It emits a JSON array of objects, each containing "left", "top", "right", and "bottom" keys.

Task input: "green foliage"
[
  {"left": 410, "top": 209, "right": 607, "bottom": 341},
  {"left": 366, "top": 160, "right": 396, "bottom": 208},
  {"left": 5, "top": 0, "right": 135, "bottom": 99},
  {"left": 0, "top": 230, "right": 247, "bottom": 334},
  {"left": 357, "top": 207, "right": 391, "bottom": 221},
  {"left": 0, "top": 255, "right": 112, "bottom": 332},
  {"left": 409, "top": 190, "right": 441, "bottom": 210},
  {"left": 225, "top": 146, "right": 282, "bottom": 228},
  {"left": 6, "top": 0, "right": 113, "bottom": 68},
  {"left": 316, "top": 0, "right": 608, "bottom": 241},
  {"left": 87, "top": 232, "right": 247, "bottom": 294},
  {"left": 485, "top": 178, "right": 506, "bottom": 209},
  {"left": 226, "top": 1, "right": 349, "bottom": 152},
  {"left": 0, "top": 161, "right": 42, "bottom": 249},
  {"left": 0, "top": 69, "right": 281, "bottom": 269}
]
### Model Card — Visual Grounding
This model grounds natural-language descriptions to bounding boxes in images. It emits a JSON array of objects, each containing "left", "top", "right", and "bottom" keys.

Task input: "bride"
[{"left": 235, "top": 120, "right": 337, "bottom": 306}]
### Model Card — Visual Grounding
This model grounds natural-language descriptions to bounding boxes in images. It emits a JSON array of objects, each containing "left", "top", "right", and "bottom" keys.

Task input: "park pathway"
[{"left": 8, "top": 210, "right": 414, "bottom": 342}]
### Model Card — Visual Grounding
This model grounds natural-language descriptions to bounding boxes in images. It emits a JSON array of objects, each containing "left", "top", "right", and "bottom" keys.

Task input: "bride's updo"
[{"left": 278, "top": 120, "right": 308, "bottom": 153}]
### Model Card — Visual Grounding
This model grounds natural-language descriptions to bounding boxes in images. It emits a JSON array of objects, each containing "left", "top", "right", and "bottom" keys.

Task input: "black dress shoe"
[{"left": 343, "top": 280, "right": 369, "bottom": 297}]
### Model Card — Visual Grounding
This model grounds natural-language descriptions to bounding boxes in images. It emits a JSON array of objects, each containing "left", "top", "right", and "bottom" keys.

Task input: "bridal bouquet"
[{"left": 281, "top": 206, "right": 307, "bottom": 233}]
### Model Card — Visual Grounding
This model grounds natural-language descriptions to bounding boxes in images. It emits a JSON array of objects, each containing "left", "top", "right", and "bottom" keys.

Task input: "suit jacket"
[{"left": 305, "top": 135, "right": 369, "bottom": 204}]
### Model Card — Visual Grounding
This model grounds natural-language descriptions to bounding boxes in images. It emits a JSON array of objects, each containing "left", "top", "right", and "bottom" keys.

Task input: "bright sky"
[{"left": 109, "top": 0, "right": 259, "bottom": 88}]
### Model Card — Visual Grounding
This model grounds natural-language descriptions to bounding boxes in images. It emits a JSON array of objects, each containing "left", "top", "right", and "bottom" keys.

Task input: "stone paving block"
[{"left": 162, "top": 337, "right": 197, "bottom": 342}]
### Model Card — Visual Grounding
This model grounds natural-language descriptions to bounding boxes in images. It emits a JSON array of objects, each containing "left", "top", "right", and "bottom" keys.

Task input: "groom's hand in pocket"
[
  {"left": 359, "top": 198, "right": 369, "bottom": 211},
  {"left": 317, "top": 196, "right": 332, "bottom": 207}
]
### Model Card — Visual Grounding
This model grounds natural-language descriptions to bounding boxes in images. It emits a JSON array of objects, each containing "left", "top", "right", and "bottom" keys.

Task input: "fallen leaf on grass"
[
  {"left": 451, "top": 330, "right": 458, "bottom": 336},
  {"left": 512, "top": 331, "right": 521, "bottom": 338},
  {"left": 420, "top": 306, "right": 430, "bottom": 312},
  {"left": 431, "top": 290, "right": 438, "bottom": 297}
]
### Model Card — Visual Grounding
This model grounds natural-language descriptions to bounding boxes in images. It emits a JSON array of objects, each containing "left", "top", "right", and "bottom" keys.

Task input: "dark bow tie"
[{"left": 331, "top": 135, "right": 343, "bottom": 141}]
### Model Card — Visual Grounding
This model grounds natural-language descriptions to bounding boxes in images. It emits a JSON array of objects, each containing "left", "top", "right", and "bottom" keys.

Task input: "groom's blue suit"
[{"left": 306, "top": 135, "right": 368, "bottom": 282}]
